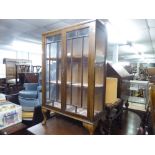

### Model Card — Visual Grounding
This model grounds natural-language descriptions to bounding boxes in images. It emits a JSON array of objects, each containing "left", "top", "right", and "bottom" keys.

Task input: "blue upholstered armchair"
[{"left": 18, "top": 83, "right": 42, "bottom": 114}]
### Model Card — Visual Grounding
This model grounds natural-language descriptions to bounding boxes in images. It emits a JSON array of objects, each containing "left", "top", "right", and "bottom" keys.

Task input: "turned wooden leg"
[
  {"left": 42, "top": 108, "right": 48, "bottom": 125},
  {"left": 83, "top": 122, "right": 96, "bottom": 135},
  {"left": 108, "top": 118, "right": 112, "bottom": 135}
]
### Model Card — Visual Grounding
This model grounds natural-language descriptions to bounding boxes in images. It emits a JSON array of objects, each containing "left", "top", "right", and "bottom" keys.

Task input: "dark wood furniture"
[
  {"left": 0, "top": 78, "right": 7, "bottom": 93},
  {"left": 32, "top": 65, "right": 42, "bottom": 73},
  {"left": 42, "top": 20, "right": 107, "bottom": 134},
  {"left": 26, "top": 115, "right": 89, "bottom": 135},
  {"left": 100, "top": 99, "right": 123, "bottom": 134},
  {"left": 3, "top": 58, "right": 32, "bottom": 84},
  {"left": 16, "top": 65, "right": 41, "bottom": 84},
  {"left": 5, "top": 93, "right": 20, "bottom": 104},
  {"left": 0, "top": 123, "right": 27, "bottom": 135},
  {"left": 22, "top": 106, "right": 44, "bottom": 126},
  {"left": 107, "top": 63, "right": 133, "bottom": 108},
  {"left": 18, "top": 72, "right": 39, "bottom": 84},
  {"left": 0, "top": 79, "right": 23, "bottom": 95}
]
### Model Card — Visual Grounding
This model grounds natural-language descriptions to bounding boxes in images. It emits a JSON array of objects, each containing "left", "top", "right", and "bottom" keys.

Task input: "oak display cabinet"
[{"left": 42, "top": 20, "right": 107, "bottom": 134}]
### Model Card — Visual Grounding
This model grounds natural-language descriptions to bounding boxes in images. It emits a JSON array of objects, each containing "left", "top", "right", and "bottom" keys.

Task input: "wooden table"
[
  {"left": 0, "top": 123, "right": 27, "bottom": 135},
  {"left": 27, "top": 115, "right": 89, "bottom": 135}
]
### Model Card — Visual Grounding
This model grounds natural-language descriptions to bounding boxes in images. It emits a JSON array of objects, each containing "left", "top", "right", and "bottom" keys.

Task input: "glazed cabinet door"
[
  {"left": 45, "top": 34, "right": 62, "bottom": 109},
  {"left": 65, "top": 27, "right": 89, "bottom": 117}
]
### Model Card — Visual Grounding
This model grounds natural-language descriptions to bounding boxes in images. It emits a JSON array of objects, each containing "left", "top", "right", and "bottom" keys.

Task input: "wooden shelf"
[
  {"left": 49, "top": 80, "right": 103, "bottom": 88},
  {"left": 46, "top": 56, "right": 88, "bottom": 63},
  {"left": 47, "top": 56, "right": 105, "bottom": 63}
]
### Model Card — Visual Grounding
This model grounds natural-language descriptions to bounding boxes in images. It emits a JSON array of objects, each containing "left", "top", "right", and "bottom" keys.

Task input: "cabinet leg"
[
  {"left": 83, "top": 122, "right": 96, "bottom": 135},
  {"left": 42, "top": 108, "right": 48, "bottom": 125},
  {"left": 108, "top": 119, "right": 112, "bottom": 135}
]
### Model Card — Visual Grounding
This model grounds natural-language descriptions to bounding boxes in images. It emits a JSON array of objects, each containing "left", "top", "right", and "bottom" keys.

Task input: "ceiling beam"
[{"left": 145, "top": 19, "right": 155, "bottom": 54}]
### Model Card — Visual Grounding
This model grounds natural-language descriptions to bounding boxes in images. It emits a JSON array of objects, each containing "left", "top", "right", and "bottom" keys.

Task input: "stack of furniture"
[
  {"left": 3, "top": 58, "right": 32, "bottom": 85},
  {"left": 42, "top": 20, "right": 107, "bottom": 134},
  {"left": 32, "top": 65, "right": 41, "bottom": 73},
  {"left": 16, "top": 65, "right": 41, "bottom": 85}
]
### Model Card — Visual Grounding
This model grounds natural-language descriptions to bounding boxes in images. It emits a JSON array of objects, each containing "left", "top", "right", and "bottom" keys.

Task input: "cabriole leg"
[
  {"left": 83, "top": 122, "right": 96, "bottom": 135},
  {"left": 42, "top": 108, "right": 48, "bottom": 125}
]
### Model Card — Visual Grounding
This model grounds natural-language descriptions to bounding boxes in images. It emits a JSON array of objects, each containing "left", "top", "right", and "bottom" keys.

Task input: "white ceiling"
[
  {"left": 0, "top": 19, "right": 155, "bottom": 63},
  {"left": 0, "top": 19, "right": 87, "bottom": 46},
  {"left": 107, "top": 19, "right": 155, "bottom": 63}
]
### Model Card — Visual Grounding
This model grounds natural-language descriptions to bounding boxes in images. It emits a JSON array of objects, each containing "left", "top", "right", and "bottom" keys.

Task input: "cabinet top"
[{"left": 42, "top": 19, "right": 105, "bottom": 36}]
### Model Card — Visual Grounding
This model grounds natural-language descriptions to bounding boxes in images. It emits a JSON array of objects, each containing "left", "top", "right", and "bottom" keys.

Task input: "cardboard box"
[{"left": 0, "top": 102, "right": 22, "bottom": 130}]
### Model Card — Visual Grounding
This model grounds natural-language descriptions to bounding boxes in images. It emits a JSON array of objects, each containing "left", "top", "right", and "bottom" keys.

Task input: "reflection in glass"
[
  {"left": 46, "top": 44, "right": 50, "bottom": 58},
  {"left": 46, "top": 60, "right": 50, "bottom": 101},
  {"left": 50, "top": 43, "right": 57, "bottom": 58},
  {"left": 67, "top": 28, "right": 89, "bottom": 39},
  {"left": 46, "top": 35, "right": 61, "bottom": 43}
]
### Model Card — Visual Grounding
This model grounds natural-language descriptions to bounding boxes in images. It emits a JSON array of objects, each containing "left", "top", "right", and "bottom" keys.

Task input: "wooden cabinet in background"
[
  {"left": 107, "top": 63, "right": 133, "bottom": 108},
  {"left": 3, "top": 58, "right": 32, "bottom": 84},
  {"left": 42, "top": 20, "right": 107, "bottom": 134}
]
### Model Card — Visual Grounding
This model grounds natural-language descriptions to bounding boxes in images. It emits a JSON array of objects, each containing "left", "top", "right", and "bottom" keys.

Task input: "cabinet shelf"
[
  {"left": 49, "top": 80, "right": 103, "bottom": 88},
  {"left": 47, "top": 55, "right": 105, "bottom": 63},
  {"left": 46, "top": 56, "right": 88, "bottom": 63}
]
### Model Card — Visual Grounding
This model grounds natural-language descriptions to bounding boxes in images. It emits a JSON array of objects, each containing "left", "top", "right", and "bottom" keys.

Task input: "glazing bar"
[{"left": 80, "top": 37, "right": 84, "bottom": 107}]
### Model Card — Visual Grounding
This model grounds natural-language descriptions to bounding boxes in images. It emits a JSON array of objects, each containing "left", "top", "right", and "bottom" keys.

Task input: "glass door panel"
[
  {"left": 66, "top": 28, "right": 89, "bottom": 117},
  {"left": 46, "top": 60, "right": 50, "bottom": 103},
  {"left": 45, "top": 34, "right": 62, "bottom": 109}
]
